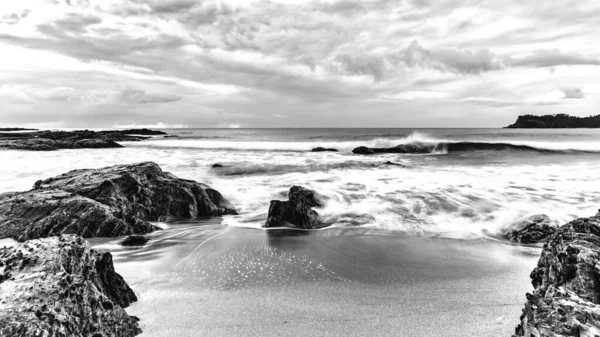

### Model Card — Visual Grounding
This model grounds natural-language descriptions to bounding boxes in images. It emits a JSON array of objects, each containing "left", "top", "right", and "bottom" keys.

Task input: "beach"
[{"left": 89, "top": 219, "right": 539, "bottom": 336}]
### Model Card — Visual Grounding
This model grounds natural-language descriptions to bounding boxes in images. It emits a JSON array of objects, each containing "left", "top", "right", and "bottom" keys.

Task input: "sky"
[{"left": 1, "top": 0, "right": 599, "bottom": 128}]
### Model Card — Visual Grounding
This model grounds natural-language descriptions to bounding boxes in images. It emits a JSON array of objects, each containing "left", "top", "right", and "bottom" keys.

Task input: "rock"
[
  {"left": 504, "top": 214, "right": 558, "bottom": 243},
  {"left": 120, "top": 235, "right": 149, "bottom": 246},
  {"left": 0, "top": 234, "right": 141, "bottom": 336},
  {"left": 211, "top": 164, "right": 225, "bottom": 168},
  {"left": 0, "top": 129, "right": 165, "bottom": 151},
  {"left": 385, "top": 161, "right": 405, "bottom": 166},
  {"left": 0, "top": 162, "right": 237, "bottom": 241},
  {"left": 264, "top": 186, "right": 325, "bottom": 229},
  {"left": 311, "top": 147, "right": 338, "bottom": 152},
  {"left": 514, "top": 210, "right": 600, "bottom": 336},
  {"left": 352, "top": 146, "right": 376, "bottom": 155}
]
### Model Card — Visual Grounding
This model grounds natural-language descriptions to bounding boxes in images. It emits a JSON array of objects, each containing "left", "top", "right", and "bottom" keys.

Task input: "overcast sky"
[{"left": 1, "top": 0, "right": 599, "bottom": 128}]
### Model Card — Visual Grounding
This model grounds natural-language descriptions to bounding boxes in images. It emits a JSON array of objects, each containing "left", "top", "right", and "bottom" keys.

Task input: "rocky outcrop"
[
  {"left": 264, "top": 186, "right": 325, "bottom": 229},
  {"left": 0, "top": 162, "right": 237, "bottom": 241},
  {"left": 505, "top": 214, "right": 558, "bottom": 244},
  {"left": 514, "top": 211, "right": 600, "bottom": 336},
  {"left": 311, "top": 147, "right": 338, "bottom": 152},
  {"left": 506, "top": 113, "right": 600, "bottom": 128},
  {"left": 0, "top": 129, "right": 166, "bottom": 151},
  {"left": 120, "top": 235, "right": 149, "bottom": 246},
  {"left": 352, "top": 142, "right": 549, "bottom": 155},
  {"left": 0, "top": 235, "right": 140, "bottom": 337}
]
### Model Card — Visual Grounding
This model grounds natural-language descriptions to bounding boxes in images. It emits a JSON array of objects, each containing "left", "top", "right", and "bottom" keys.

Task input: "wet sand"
[{"left": 90, "top": 219, "right": 540, "bottom": 337}]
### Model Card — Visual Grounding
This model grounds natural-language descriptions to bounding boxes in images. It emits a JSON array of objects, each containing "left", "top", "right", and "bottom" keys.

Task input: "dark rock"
[
  {"left": 385, "top": 161, "right": 405, "bottom": 166},
  {"left": 0, "top": 129, "right": 164, "bottom": 151},
  {"left": 211, "top": 164, "right": 225, "bottom": 168},
  {"left": 120, "top": 235, "right": 149, "bottom": 246},
  {"left": 514, "top": 210, "right": 600, "bottom": 336},
  {"left": 0, "top": 128, "right": 38, "bottom": 131},
  {"left": 264, "top": 186, "right": 325, "bottom": 229},
  {"left": 352, "top": 146, "right": 376, "bottom": 155},
  {"left": 0, "top": 162, "right": 237, "bottom": 241},
  {"left": 0, "top": 234, "right": 141, "bottom": 336},
  {"left": 504, "top": 214, "right": 558, "bottom": 243},
  {"left": 506, "top": 113, "right": 600, "bottom": 128},
  {"left": 311, "top": 147, "right": 338, "bottom": 152},
  {"left": 163, "top": 135, "right": 179, "bottom": 138}
]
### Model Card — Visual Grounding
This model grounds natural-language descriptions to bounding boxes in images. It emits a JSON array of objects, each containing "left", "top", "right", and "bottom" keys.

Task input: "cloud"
[
  {"left": 561, "top": 87, "right": 585, "bottom": 99},
  {"left": 1, "top": 14, "right": 21, "bottom": 25},
  {"left": 512, "top": 50, "right": 600, "bottom": 68},
  {"left": 0, "top": 85, "right": 78, "bottom": 103},
  {"left": 115, "top": 87, "right": 183, "bottom": 104},
  {"left": 52, "top": 14, "right": 102, "bottom": 33}
]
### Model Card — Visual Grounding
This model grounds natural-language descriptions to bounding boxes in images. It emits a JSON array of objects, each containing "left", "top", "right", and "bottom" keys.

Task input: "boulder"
[
  {"left": 352, "top": 146, "right": 376, "bottom": 155},
  {"left": 0, "top": 235, "right": 141, "bottom": 336},
  {"left": 514, "top": 211, "right": 600, "bottom": 336},
  {"left": 0, "top": 162, "right": 237, "bottom": 241},
  {"left": 120, "top": 235, "right": 149, "bottom": 246},
  {"left": 504, "top": 214, "right": 558, "bottom": 244},
  {"left": 311, "top": 147, "right": 338, "bottom": 152},
  {"left": 264, "top": 186, "right": 325, "bottom": 229}
]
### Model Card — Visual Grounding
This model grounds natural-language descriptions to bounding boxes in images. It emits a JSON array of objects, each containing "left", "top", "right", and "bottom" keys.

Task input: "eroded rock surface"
[
  {"left": 0, "top": 162, "right": 237, "bottom": 241},
  {"left": 0, "top": 235, "right": 141, "bottom": 337},
  {"left": 505, "top": 214, "right": 558, "bottom": 244},
  {"left": 514, "top": 211, "right": 600, "bottom": 336},
  {"left": 264, "top": 186, "right": 325, "bottom": 229}
]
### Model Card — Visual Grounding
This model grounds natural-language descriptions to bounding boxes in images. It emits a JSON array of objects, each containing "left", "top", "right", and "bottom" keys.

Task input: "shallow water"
[
  {"left": 90, "top": 219, "right": 539, "bottom": 336},
  {"left": 2, "top": 128, "right": 600, "bottom": 239}
]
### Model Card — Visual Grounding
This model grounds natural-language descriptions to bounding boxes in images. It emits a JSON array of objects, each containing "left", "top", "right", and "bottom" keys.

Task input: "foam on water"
[{"left": 2, "top": 129, "right": 600, "bottom": 240}]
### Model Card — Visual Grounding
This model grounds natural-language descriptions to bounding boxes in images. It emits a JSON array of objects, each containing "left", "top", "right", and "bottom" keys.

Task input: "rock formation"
[
  {"left": 0, "top": 162, "right": 237, "bottom": 241},
  {"left": 264, "top": 186, "right": 325, "bottom": 229},
  {"left": 0, "top": 235, "right": 141, "bottom": 337},
  {"left": 506, "top": 113, "right": 600, "bottom": 128},
  {"left": 311, "top": 147, "right": 338, "bottom": 152},
  {"left": 0, "top": 129, "right": 166, "bottom": 151},
  {"left": 514, "top": 211, "right": 600, "bottom": 336},
  {"left": 504, "top": 214, "right": 558, "bottom": 244}
]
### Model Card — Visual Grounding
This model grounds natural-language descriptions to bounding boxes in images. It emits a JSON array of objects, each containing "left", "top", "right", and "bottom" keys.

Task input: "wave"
[{"left": 127, "top": 132, "right": 600, "bottom": 155}]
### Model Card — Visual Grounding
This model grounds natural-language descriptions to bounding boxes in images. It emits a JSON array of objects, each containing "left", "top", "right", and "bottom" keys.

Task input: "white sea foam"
[{"left": 2, "top": 130, "right": 600, "bottom": 240}]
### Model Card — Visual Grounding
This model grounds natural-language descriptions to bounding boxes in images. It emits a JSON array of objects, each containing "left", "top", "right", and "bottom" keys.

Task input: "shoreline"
[{"left": 92, "top": 223, "right": 540, "bottom": 336}]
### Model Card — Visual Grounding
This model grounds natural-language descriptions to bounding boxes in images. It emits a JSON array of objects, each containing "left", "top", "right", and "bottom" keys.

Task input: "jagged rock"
[
  {"left": 0, "top": 162, "right": 237, "bottom": 241},
  {"left": 311, "top": 147, "right": 338, "bottom": 152},
  {"left": 120, "top": 235, "right": 149, "bottom": 246},
  {"left": 514, "top": 211, "right": 600, "bottom": 336},
  {"left": 0, "top": 129, "right": 165, "bottom": 151},
  {"left": 504, "top": 214, "right": 558, "bottom": 244},
  {"left": 264, "top": 186, "right": 325, "bottom": 229},
  {"left": 0, "top": 235, "right": 141, "bottom": 337}
]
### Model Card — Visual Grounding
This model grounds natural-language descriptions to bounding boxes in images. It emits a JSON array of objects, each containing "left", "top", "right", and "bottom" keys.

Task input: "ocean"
[
  {"left": 3, "top": 128, "right": 600, "bottom": 239},
  {"left": 4, "top": 128, "right": 598, "bottom": 335}
]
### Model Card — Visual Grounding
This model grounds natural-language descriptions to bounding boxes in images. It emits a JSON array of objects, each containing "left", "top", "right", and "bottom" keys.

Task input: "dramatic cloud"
[{"left": 0, "top": 0, "right": 599, "bottom": 127}]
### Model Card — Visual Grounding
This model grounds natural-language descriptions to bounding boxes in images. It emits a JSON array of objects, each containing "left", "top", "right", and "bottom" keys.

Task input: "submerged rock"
[
  {"left": 311, "top": 147, "right": 338, "bottom": 152},
  {"left": 0, "top": 235, "right": 141, "bottom": 336},
  {"left": 264, "top": 186, "right": 325, "bottom": 229},
  {"left": 385, "top": 161, "right": 405, "bottom": 167},
  {"left": 120, "top": 235, "right": 149, "bottom": 246},
  {"left": 211, "top": 163, "right": 225, "bottom": 168},
  {"left": 0, "top": 162, "right": 237, "bottom": 241},
  {"left": 514, "top": 211, "right": 600, "bottom": 336},
  {"left": 504, "top": 214, "right": 558, "bottom": 244}
]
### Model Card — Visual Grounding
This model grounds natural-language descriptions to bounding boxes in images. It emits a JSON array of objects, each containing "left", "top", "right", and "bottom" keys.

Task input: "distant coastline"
[
  {"left": 506, "top": 114, "right": 600, "bottom": 128},
  {"left": 0, "top": 127, "right": 38, "bottom": 132}
]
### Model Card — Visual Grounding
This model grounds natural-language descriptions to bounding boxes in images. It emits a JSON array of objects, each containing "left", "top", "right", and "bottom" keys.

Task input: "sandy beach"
[{"left": 89, "top": 219, "right": 539, "bottom": 336}]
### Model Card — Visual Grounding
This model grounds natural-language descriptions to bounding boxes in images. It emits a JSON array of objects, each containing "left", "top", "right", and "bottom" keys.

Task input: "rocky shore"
[
  {"left": 265, "top": 186, "right": 325, "bottom": 229},
  {"left": 0, "top": 162, "right": 237, "bottom": 241},
  {"left": 0, "top": 128, "right": 166, "bottom": 151},
  {"left": 0, "top": 235, "right": 140, "bottom": 336},
  {"left": 514, "top": 211, "right": 600, "bottom": 336}
]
